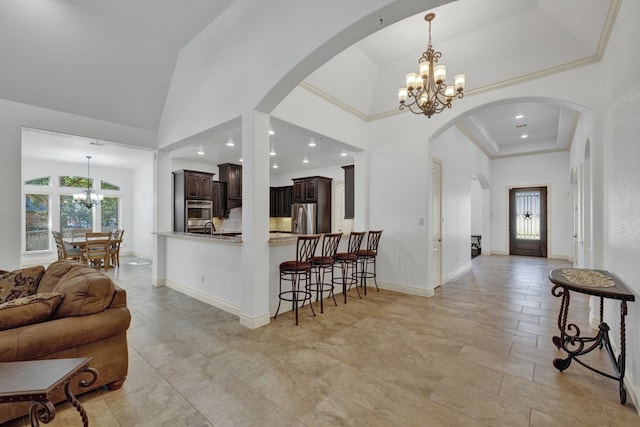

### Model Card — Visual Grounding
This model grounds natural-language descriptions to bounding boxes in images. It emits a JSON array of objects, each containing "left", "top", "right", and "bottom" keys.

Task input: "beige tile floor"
[{"left": 4, "top": 255, "right": 639, "bottom": 426}]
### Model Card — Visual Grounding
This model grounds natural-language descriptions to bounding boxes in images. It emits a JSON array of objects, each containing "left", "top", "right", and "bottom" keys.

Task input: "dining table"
[
  {"left": 63, "top": 235, "right": 122, "bottom": 270},
  {"left": 63, "top": 236, "right": 122, "bottom": 249}
]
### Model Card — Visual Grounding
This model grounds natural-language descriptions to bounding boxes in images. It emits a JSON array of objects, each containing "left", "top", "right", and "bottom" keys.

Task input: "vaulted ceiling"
[{"left": 7, "top": 0, "right": 617, "bottom": 171}]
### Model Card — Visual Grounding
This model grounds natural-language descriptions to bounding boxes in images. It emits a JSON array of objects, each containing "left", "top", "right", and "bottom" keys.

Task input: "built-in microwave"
[{"left": 185, "top": 200, "right": 212, "bottom": 233}]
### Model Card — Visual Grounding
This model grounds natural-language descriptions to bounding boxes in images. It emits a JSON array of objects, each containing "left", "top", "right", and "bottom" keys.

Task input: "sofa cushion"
[
  {"left": 38, "top": 260, "right": 85, "bottom": 293},
  {"left": 0, "top": 266, "right": 46, "bottom": 304},
  {"left": 0, "top": 292, "right": 64, "bottom": 330},
  {"left": 52, "top": 268, "right": 115, "bottom": 318}
]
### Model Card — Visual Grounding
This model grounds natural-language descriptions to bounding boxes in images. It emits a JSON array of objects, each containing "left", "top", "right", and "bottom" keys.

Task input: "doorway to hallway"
[{"left": 509, "top": 186, "right": 547, "bottom": 257}]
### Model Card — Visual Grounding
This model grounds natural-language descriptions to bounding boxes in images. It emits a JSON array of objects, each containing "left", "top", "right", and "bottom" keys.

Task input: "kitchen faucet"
[{"left": 204, "top": 221, "right": 216, "bottom": 234}]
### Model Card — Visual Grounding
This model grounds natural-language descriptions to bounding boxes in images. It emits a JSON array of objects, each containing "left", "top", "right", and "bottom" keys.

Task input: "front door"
[{"left": 509, "top": 187, "right": 547, "bottom": 257}]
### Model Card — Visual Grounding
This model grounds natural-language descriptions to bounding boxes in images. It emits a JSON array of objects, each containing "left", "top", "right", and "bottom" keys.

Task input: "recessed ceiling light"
[
  {"left": 269, "top": 148, "right": 276, "bottom": 156},
  {"left": 308, "top": 139, "right": 316, "bottom": 147},
  {"left": 272, "top": 163, "right": 278, "bottom": 169},
  {"left": 239, "top": 158, "right": 243, "bottom": 162},
  {"left": 340, "top": 152, "right": 348, "bottom": 157},
  {"left": 302, "top": 158, "right": 309, "bottom": 164},
  {"left": 515, "top": 114, "right": 524, "bottom": 119},
  {"left": 197, "top": 150, "right": 205, "bottom": 155},
  {"left": 521, "top": 134, "right": 529, "bottom": 139},
  {"left": 268, "top": 130, "right": 275, "bottom": 135},
  {"left": 226, "top": 140, "right": 234, "bottom": 147}
]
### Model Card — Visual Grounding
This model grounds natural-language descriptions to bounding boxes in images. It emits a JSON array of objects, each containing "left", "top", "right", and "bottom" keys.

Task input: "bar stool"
[
  {"left": 307, "top": 233, "right": 342, "bottom": 313},
  {"left": 356, "top": 230, "right": 383, "bottom": 295},
  {"left": 274, "top": 234, "right": 320, "bottom": 325},
  {"left": 332, "top": 231, "right": 365, "bottom": 303}
]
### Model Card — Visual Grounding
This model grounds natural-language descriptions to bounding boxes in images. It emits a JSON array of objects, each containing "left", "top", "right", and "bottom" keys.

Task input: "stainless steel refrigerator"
[{"left": 291, "top": 203, "right": 316, "bottom": 234}]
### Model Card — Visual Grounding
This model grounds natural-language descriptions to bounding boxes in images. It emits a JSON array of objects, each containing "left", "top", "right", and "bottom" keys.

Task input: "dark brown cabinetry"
[
  {"left": 270, "top": 186, "right": 293, "bottom": 217},
  {"left": 218, "top": 163, "right": 242, "bottom": 210},
  {"left": 173, "top": 169, "right": 215, "bottom": 232},
  {"left": 176, "top": 170, "right": 214, "bottom": 200},
  {"left": 342, "top": 165, "right": 354, "bottom": 219},
  {"left": 292, "top": 176, "right": 332, "bottom": 233},
  {"left": 212, "top": 181, "right": 227, "bottom": 218},
  {"left": 293, "top": 176, "right": 330, "bottom": 203}
]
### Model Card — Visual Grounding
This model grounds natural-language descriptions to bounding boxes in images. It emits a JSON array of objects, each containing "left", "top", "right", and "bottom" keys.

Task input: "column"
[{"left": 239, "top": 110, "right": 271, "bottom": 328}]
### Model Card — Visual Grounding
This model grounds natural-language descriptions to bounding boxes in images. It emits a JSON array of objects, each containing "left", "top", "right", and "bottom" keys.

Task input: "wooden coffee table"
[{"left": 0, "top": 357, "right": 98, "bottom": 426}]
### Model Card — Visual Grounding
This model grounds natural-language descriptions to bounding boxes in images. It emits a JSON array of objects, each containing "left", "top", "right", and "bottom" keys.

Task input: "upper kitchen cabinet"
[
  {"left": 293, "top": 176, "right": 331, "bottom": 203},
  {"left": 218, "top": 163, "right": 241, "bottom": 198},
  {"left": 270, "top": 185, "right": 293, "bottom": 217},
  {"left": 218, "top": 163, "right": 242, "bottom": 209},
  {"left": 174, "top": 169, "right": 214, "bottom": 200},
  {"left": 342, "top": 165, "right": 354, "bottom": 219},
  {"left": 212, "top": 181, "right": 227, "bottom": 218}
]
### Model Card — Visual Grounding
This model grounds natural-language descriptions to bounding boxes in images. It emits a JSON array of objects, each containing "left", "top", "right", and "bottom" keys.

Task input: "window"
[
  {"left": 59, "top": 176, "right": 93, "bottom": 189},
  {"left": 101, "top": 180, "right": 120, "bottom": 191},
  {"left": 60, "top": 195, "right": 92, "bottom": 238},
  {"left": 515, "top": 190, "right": 541, "bottom": 240},
  {"left": 101, "top": 197, "right": 119, "bottom": 233},
  {"left": 25, "top": 177, "right": 50, "bottom": 186},
  {"left": 25, "top": 194, "right": 49, "bottom": 251}
]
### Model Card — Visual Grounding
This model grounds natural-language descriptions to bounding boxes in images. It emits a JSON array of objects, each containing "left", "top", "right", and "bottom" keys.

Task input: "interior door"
[
  {"left": 432, "top": 160, "right": 442, "bottom": 287},
  {"left": 509, "top": 186, "right": 547, "bottom": 257}
]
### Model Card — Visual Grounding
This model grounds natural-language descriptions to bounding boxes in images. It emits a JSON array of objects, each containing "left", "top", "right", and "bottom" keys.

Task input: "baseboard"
[
  {"left": 165, "top": 279, "right": 240, "bottom": 316},
  {"left": 442, "top": 263, "right": 472, "bottom": 284},
  {"left": 377, "top": 280, "right": 435, "bottom": 297},
  {"left": 239, "top": 313, "right": 271, "bottom": 329}
]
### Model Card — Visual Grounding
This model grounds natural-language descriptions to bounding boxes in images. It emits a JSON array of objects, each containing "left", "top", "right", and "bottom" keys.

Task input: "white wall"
[
  {"left": 490, "top": 152, "right": 571, "bottom": 259},
  {"left": 432, "top": 126, "right": 492, "bottom": 281},
  {"left": 599, "top": 0, "right": 640, "bottom": 411},
  {"left": 470, "top": 178, "right": 483, "bottom": 235},
  {"left": 132, "top": 158, "right": 155, "bottom": 259}
]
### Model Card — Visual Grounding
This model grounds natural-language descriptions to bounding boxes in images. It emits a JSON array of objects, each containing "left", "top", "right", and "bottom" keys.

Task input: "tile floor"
[{"left": 4, "top": 255, "right": 639, "bottom": 426}]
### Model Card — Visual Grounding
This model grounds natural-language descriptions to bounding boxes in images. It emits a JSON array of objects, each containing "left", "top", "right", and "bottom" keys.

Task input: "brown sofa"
[{"left": 0, "top": 259, "right": 131, "bottom": 424}]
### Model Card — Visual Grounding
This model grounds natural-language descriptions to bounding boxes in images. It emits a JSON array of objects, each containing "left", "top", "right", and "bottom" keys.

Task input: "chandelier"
[
  {"left": 398, "top": 13, "right": 465, "bottom": 118},
  {"left": 73, "top": 155, "right": 103, "bottom": 209}
]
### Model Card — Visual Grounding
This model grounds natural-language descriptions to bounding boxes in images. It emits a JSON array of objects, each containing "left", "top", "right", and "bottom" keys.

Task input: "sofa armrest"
[{"left": 110, "top": 286, "right": 127, "bottom": 309}]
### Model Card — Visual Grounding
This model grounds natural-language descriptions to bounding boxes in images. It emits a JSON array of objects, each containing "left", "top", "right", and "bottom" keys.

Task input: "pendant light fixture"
[
  {"left": 398, "top": 12, "right": 466, "bottom": 118},
  {"left": 73, "top": 155, "right": 103, "bottom": 208}
]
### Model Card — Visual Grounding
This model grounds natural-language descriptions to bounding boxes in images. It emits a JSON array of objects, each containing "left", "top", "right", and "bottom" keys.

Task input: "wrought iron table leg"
[{"left": 552, "top": 284, "right": 570, "bottom": 349}]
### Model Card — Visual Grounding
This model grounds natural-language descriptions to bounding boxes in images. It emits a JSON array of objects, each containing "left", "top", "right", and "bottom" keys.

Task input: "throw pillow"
[
  {"left": 0, "top": 266, "right": 46, "bottom": 304},
  {"left": 0, "top": 292, "right": 64, "bottom": 330}
]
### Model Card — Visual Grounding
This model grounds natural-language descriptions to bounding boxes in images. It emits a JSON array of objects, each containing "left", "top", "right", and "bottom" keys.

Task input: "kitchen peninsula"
[{"left": 154, "top": 230, "right": 318, "bottom": 324}]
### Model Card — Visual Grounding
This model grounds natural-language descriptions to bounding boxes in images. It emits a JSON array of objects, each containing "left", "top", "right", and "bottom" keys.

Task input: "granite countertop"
[{"left": 155, "top": 231, "right": 315, "bottom": 244}]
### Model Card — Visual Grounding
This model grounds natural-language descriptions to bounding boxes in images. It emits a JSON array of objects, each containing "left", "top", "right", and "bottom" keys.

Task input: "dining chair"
[
  {"left": 83, "top": 232, "right": 112, "bottom": 271},
  {"left": 355, "top": 230, "right": 383, "bottom": 295},
  {"left": 332, "top": 231, "right": 365, "bottom": 303},
  {"left": 274, "top": 234, "right": 320, "bottom": 325},
  {"left": 51, "top": 230, "right": 81, "bottom": 261},
  {"left": 308, "top": 233, "right": 342, "bottom": 313},
  {"left": 109, "top": 229, "right": 125, "bottom": 267}
]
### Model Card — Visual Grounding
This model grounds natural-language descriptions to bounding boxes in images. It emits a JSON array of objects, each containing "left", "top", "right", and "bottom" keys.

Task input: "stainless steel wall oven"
[{"left": 185, "top": 200, "right": 212, "bottom": 233}]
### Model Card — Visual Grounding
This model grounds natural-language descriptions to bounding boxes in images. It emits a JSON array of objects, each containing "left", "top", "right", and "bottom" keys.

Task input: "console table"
[
  {"left": 0, "top": 357, "right": 98, "bottom": 426},
  {"left": 549, "top": 268, "right": 635, "bottom": 404}
]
